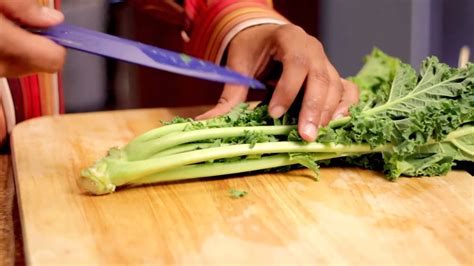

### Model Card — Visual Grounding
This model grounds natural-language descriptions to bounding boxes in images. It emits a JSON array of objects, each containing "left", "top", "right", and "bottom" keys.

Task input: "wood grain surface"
[
  {"left": 11, "top": 107, "right": 474, "bottom": 265},
  {"left": 0, "top": 155, "right": 15, "bottom": 266}
]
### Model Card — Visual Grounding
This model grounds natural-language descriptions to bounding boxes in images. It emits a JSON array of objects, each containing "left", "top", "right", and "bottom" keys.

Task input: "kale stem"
[
  {"left": 133, "top": 153, "right": 351, "bottom": 185},
  {"left": 124, "top": 125, "right": 296, "bottom": 161},
  {"left": 328, "top": 116, "right": 351, "bottom": 128}
]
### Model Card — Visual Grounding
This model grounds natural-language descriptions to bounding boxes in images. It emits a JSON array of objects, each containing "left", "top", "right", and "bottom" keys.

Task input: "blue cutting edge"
[{"left": 32, "top": 23, "right": 265, "bottom": 89}]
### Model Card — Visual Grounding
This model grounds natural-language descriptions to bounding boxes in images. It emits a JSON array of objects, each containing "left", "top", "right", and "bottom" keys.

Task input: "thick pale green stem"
[
  {"left": 80, "top": 142, "right": 384, "bottom": 195},
  {"left": 125, "top": 125, "right": 296, "bottom": 161},
  {"left": 98, "top": 142, "right": 388, "bottom": 188},
  {"left": 151, "top": 143, "right": 231, "bottom": 157},
  {"left": 132, "top": 153, "right": 354, "bottom": 185},
  {"left": 126, "top": 123, "right": 188, "bottom": 146},
  {"left": 328, "top": 116, "right": 351, "bottom": 128}
]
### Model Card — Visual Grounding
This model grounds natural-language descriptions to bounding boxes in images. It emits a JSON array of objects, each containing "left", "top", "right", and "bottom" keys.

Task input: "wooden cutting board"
[{"left": 11, "top": 107, "right": 474, "bottom": 265}]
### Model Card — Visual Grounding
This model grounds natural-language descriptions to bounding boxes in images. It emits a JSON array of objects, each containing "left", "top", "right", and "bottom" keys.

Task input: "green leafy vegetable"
[
  {"left": 78, "top": 49, "right": 473, "bottom": 195},
  {"left": 229, "top": 189, "right": 248, "bottom": 199}
]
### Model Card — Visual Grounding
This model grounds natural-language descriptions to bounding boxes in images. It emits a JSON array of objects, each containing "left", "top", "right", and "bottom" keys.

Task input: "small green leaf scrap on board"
[{"left": 229, "top": 189, "right": 248, "bottom": 199}]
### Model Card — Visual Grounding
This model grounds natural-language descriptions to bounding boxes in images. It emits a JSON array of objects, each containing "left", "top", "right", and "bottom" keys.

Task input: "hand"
[
  {"left": 0, "top": 99, "right": 6, "bottom": 146},
  {"left": 196, "top": 24, "right": 359, "bottom": 141},
  {"left": 0, "top": 0, "right": 65, "bottom": 77}
]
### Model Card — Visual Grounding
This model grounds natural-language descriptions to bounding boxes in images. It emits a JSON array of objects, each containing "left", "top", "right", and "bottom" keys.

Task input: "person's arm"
[{"left": 182, "top": 1, "right": 359, "bottom": 141}]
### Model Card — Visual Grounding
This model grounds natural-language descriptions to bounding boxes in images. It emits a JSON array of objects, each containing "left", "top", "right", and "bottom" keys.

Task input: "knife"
[{"left": 30, "top": 23, "right": 265, "bottom": 89}]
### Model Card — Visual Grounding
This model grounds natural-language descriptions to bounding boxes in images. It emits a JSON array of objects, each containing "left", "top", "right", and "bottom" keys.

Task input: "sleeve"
[{"left": 182, "top": 0, "right": 288, "bottom": 64}]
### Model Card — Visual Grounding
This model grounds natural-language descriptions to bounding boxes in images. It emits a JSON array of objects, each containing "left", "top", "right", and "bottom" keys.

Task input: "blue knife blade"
[{"left": 32, "top": 23, "right": 265, "bottom": 89}]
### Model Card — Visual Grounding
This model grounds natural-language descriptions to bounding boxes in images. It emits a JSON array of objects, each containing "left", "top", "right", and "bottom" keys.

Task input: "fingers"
[
  {"left": 268, "top": 25, "right": 309, "bottom": 118},
  {"left": 0, "top": 15, "right": 66, "bottom": 77},
  {"left": 266, "top": 25, "right": 345, "bottom": 141},
  {"left": 196, "top": 22, "right": 360, "bottom": 133},
  {"left": 0, "top": 0, "right": 63, "bottom": 27},
  {"left": 0, "top": 0, "right": 66, "bottom": 77},
  {"left": 297, "top": 59, "right": 329, "bottom": 141},
  {"left": 295, "top": 35, "right": 335, "bottom": 141},
  {"left": 268, "top": 55, "right": 309, "bottom": 118},
  {"left": 332, "top": 79, "right": 360, "bottom": 119},
  {"left": 318, "top": 62, "right": 343, "bottom": 126}
]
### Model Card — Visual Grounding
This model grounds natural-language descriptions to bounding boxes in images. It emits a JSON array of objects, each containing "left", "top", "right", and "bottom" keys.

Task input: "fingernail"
[
  {"left": 302, "top": 123, "right": 317, "bottom": 141},
  {"left": 41, "top": 7, "right": 64, "bottom": 23},
  {"left": 270, "top": 106, "right": 285, "bottom": 118}
]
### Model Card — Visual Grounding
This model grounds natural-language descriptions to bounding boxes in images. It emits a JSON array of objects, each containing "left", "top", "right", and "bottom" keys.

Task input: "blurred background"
[{"left": 61, "top": 0, "right": 473, "bottom": 113}]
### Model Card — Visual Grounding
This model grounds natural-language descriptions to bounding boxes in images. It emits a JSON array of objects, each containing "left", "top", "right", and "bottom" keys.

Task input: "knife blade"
[{"left": 31, "top": 23, "right": 265, "bottom": 89}]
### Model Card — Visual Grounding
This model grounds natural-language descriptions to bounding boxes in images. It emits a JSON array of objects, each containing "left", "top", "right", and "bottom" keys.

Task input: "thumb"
[
  {"left": 0, "top": 0, "right": 63, "bottom": 27},
  {"left": 195, "top": 54, "right": 253, "bottom": 120}
]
